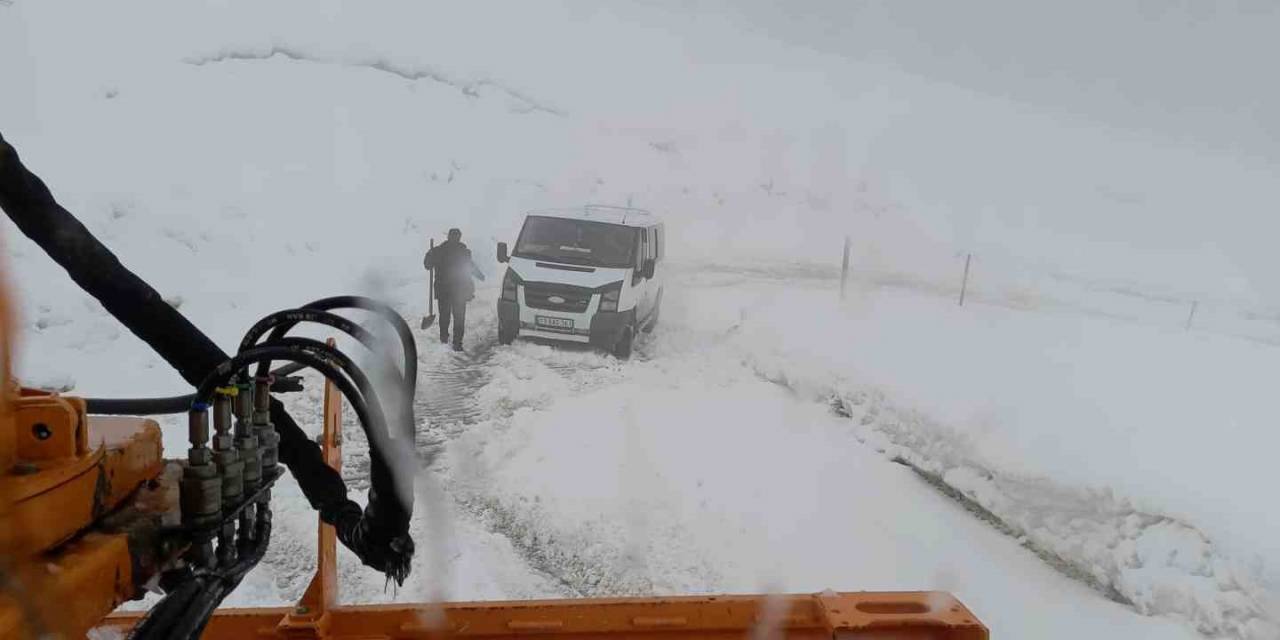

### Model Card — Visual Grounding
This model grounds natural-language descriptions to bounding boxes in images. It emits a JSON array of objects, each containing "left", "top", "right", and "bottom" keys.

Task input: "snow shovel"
[{"left": 421, "top": 239, "right": 436, "bottom": 330}]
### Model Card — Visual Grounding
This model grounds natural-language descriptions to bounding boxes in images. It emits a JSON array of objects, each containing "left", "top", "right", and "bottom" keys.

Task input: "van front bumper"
[{"left": 501, "top": 299, "right": 633, "bottom": 348}]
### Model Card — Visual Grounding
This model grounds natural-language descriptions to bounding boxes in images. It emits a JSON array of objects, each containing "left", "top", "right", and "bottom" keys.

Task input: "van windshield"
[{"left": 513, "top": 216, "right": 639, "bottom": 268}]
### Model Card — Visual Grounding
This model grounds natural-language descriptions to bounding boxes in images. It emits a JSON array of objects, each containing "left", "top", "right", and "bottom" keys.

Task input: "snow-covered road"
[{"left": 223, "top": 267, "right": 1247, "bottom": 639}]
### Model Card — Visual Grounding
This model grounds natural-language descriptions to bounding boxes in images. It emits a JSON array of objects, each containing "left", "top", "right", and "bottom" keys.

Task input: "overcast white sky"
[{"left": 679, "top": 0, "right": 1280, "bottom": 165}]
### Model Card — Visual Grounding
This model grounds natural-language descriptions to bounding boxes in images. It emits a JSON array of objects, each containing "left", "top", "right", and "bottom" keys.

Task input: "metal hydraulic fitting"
[
  {"left": 216, "top": 520, "right": 237, "bottom": 568},
  {"left": 252, "top": 375, "right": 280, "bottom": 476},
  {"left": 180, "top": 406, "right": 222, "bottom": 567},
  {"left": 234, "top": 378, "right": 254, "bottom": 426},
  {"left": 212, "top": 390, "right": 245, "bottom": 507},
  {"left": 235, "top": 379, "right": 263, "bottom": 494},
  {"left": 271, "top": 375, "right": 305, "bottom": 393},
  {"left": 212, "top": 390, "right": 246, "bottom": 568},
  {"left": 239, "top": 501, "right": 258, "bottom": 544}
]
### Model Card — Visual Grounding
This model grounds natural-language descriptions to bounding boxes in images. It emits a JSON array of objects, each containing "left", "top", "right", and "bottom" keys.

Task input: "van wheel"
[
  {"left": 642, "top": 290, "right": 663, "bottom": 333},
  {"left": 498, "top": 321, "right": 517, "bottom": 346},
  {"left": 611, "top": 325, "right": 634, "bottom": 360}
]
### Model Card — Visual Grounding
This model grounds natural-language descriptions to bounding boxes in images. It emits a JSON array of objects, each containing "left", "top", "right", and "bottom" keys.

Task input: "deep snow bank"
[{"left": 706, "top": 276, "right": 1280, "bottom": 638}]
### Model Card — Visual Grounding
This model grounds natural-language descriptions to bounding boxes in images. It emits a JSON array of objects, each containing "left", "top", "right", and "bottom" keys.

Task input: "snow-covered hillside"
[{"left": 4, "top": 1, "right": 1279, "bottom": 638}]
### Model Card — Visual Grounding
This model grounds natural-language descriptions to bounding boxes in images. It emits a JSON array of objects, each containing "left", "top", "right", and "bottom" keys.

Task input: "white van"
[{"left": 496, "top": 206, "right": 664, "bottom": 359}]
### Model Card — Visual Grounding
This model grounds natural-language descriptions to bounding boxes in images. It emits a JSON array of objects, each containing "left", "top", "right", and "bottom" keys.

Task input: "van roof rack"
[{"left": 527, "top": 205, "right": 659, "bottom": 227}]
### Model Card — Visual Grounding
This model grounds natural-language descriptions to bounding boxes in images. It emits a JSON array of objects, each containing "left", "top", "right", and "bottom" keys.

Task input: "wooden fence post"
[{"left": 840, "top": 236, "right": 851, "bottom": 300}]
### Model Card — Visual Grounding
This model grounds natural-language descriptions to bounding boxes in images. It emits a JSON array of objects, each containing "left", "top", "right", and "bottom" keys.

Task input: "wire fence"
[{"left": 838, "top": 239, "right": 1280, "bottom": 346}]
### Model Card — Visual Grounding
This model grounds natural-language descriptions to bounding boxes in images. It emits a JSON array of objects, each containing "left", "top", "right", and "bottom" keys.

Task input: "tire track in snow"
[
  {"left": 414, "top": 337, "right": 497, "bottom": 466},
  {"left": 267, "top": 341, "right": 580, "bottom": 602},
  {"left": 828, "top": 395, "right": 1132, "bottom": 605},
  {"left": 412, "top": 333, "right": 696, "bottom": 597}
]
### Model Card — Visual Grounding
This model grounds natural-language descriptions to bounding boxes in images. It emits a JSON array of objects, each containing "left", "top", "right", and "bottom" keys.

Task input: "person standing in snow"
[{"left": 423, "top": 228, "right": 485, "bottom": 351}]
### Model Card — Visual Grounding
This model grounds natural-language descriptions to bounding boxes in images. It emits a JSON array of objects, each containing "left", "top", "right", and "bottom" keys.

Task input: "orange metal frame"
[
  {"left": 98, "top": 367, "right": 988, "bottom": 639},
  {"left": 1, "top": 273, "right": 168, "bottom": 640},
  {"left": 0, "top": 397, "right": 164, "bottom": 639}
]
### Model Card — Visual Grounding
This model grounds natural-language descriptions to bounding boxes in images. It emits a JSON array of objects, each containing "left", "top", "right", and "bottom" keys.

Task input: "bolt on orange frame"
[{"left": 97, "top": 368, "right": 988, "bottom": 640}]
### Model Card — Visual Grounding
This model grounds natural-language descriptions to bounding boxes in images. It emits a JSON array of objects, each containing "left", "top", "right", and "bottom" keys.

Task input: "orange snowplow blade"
[{"left": 101, "top": 590, "right": 986, "bottom": 639}]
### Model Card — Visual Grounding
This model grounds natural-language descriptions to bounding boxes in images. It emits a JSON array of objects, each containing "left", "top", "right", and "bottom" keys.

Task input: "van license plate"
[{"left": 536, "top": 316, "right": 574, "bottom": 331}]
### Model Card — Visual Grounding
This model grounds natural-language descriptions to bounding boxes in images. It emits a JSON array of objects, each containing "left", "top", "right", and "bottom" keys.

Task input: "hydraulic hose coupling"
[
  {"left": 234, "top": 379, "right": 254, "bottom": 432},
  {"left": 212, "top": 389, "right": 245, "bottom": 507},
  {"left": 213, "top": 390, "right": 246, "bottom": 568},
  {"left": 234, "top": 379, "right": 263, "bottom": 494},
  {"left": 180, "top": 405, "right": 222, "bottom": 566},
  {"left": 252, "top": 375, "right": 280, "bottom": 475}
]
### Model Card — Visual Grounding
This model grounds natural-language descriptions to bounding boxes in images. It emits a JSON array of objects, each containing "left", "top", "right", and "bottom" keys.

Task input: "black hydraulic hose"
[
  {"left": 287, "top": 297, "right": 418, "bottom": 442},
  {"left": 240, "top": 306, "right": 416, "bottom": 441},
  {"left": 171, "top": 511, "right": 273, "bottom": 640},
  {"left": 0, "top": 133, "right": 226, "bottom": 387},
  {"left": 252, "top": 336, "right": 388, "bottom": 426},
  {"left": 262, "top": 339, "right": 417, "bottom": 479},
  {"left": 281, "top": 295, "right": 418, "bottom": 384},
  {"left": 83, "top": 358, "right": 324, "bottom": 415},
  {"left": 242, "top": 305, "right": 416, "bottom": 450},
  {"left": 130, "top": 510, "right": 274, "bottom": 640},
  {"left": 299, "top": 297, "right": 421, "bottom": 442},
  {"left": 271, "top": 396, "right": 346, "bottom": 497},
  {"left": 126, "top": 572, "right": 208, "bottom": 640},
  {"left": 85, "top": 394, "right": 194, "bottom": 415},
  {"left": 237, "top": 308, "right": 379, "bottom": 378},
  {"left": 232, "top": 298, "right": 418, "bottom": 382},
  {"left": 272, "top": 361, "right": 307, "bottom": 377}
]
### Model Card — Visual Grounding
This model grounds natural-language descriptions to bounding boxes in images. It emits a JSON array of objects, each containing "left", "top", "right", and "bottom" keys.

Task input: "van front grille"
[{"left": 523, "top": 283, "right": 592, "bottom": 313}]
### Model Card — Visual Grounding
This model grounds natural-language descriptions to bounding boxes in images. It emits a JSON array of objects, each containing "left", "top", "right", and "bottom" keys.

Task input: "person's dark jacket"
[{"left": 424, "top": 239, "right": 484, "bottom": 300}]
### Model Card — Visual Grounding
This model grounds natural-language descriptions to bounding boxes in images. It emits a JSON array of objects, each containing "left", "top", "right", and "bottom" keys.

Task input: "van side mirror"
[
  {"left": 642, "top": 258, "right": 655, "bottom": 279},
  {"left": 497, "top": 242, "right": 509, "bottom": 263}
]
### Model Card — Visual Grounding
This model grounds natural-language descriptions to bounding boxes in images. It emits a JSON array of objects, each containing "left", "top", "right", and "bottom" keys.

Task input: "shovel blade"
[{"left": 420, "top": 315, "right": 436, "bottom": 330}]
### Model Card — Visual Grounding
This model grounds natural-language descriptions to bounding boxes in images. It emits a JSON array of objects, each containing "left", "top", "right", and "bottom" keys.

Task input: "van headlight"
[
  {"left": 501, "top": 269, "right": 519, "bottom": 302},
  {"left": 598, "top": 281, "right": 623, "bottom": 312}
]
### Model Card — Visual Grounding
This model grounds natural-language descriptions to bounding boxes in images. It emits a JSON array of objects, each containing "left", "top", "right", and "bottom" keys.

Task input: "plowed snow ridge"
[{"left": 744, "top": 351, "right": 1278, "bottom": 639}]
